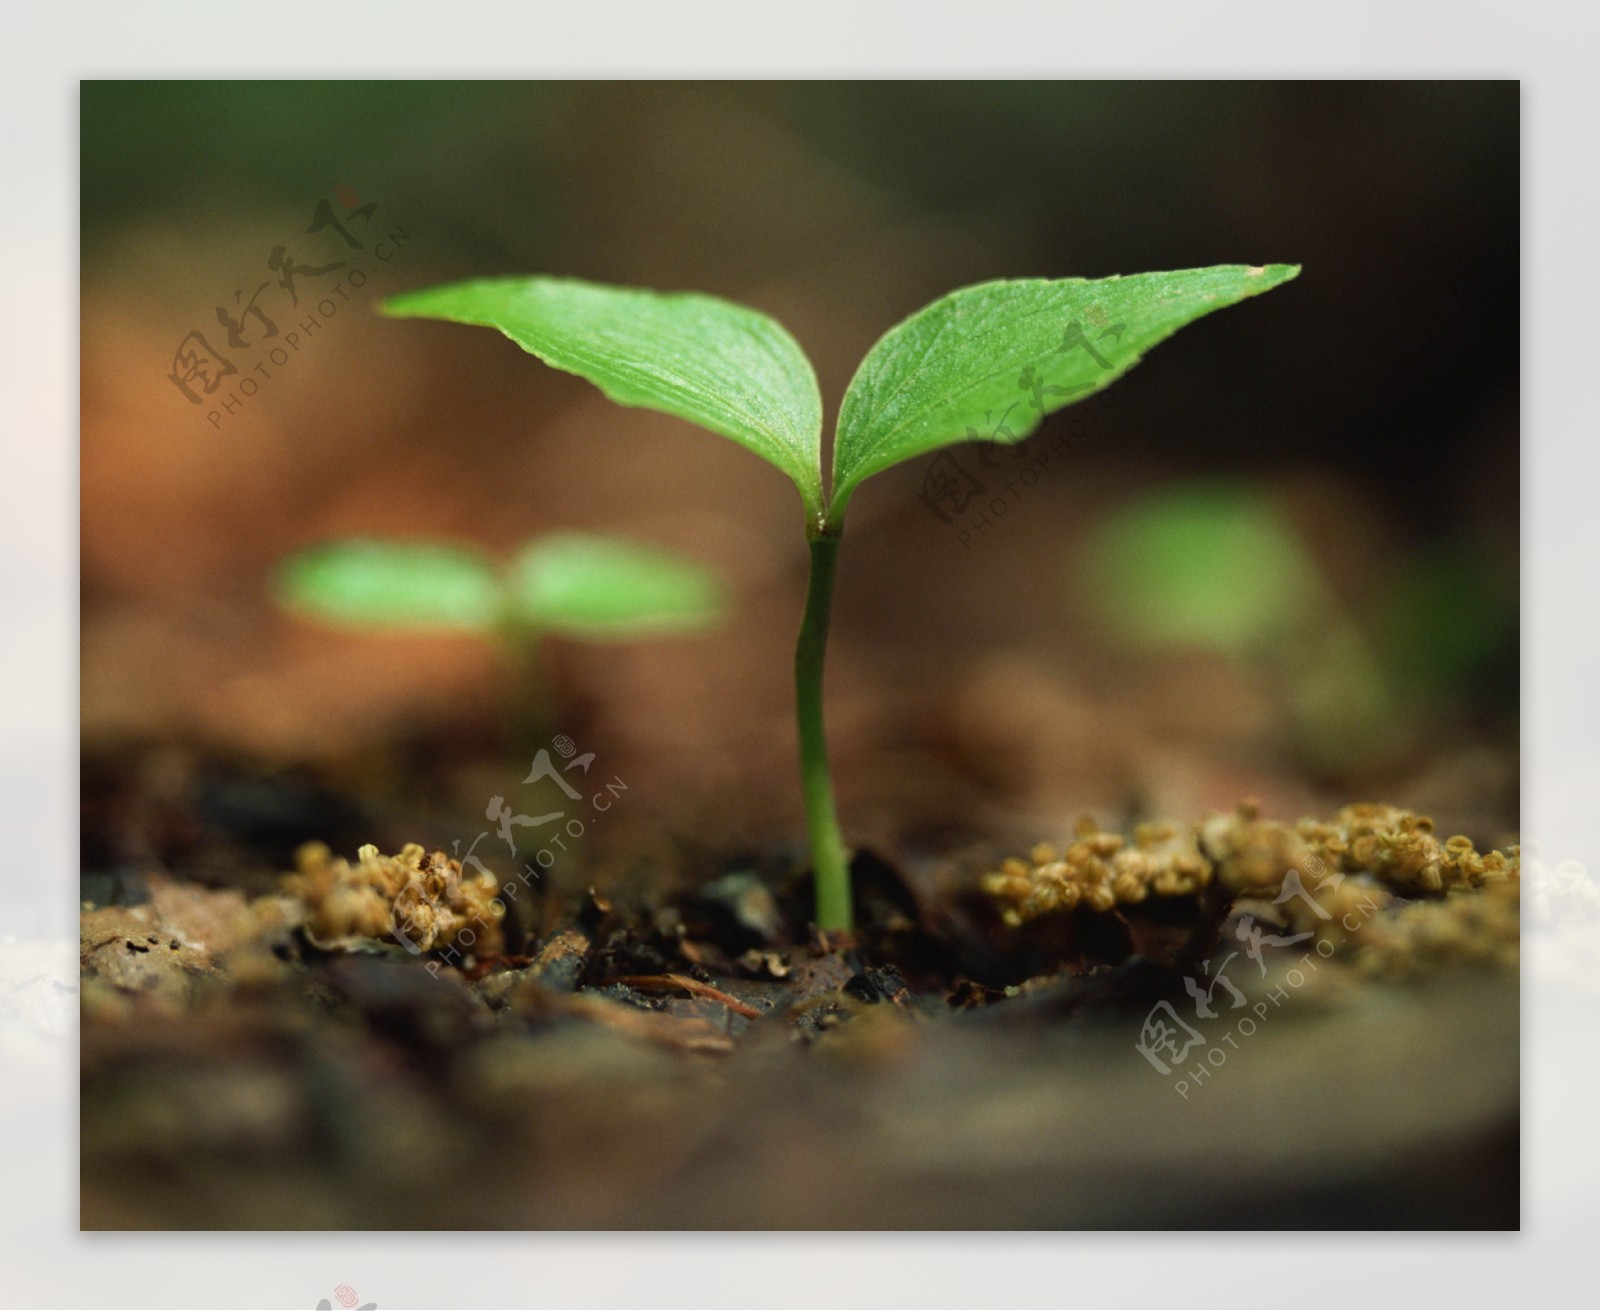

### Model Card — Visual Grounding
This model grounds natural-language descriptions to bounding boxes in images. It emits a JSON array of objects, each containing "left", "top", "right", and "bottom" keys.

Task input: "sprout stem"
[
  {"left": 498, "top": 615, "right": 554, "bottom": 755},
  {"left": 795, "top": 529, "right": 852, "bottom": 930}
]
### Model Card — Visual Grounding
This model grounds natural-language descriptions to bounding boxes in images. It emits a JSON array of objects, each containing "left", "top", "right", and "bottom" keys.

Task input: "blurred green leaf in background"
[
  {"left": 507, "top": 533, "right": 726, "bottom": 638},
  {"left": 1078, "top": 480, "right": 1401, "bottom": 772},
  {"left": 277, "top": 540, "right": 505, "bottom": 633},
  {"left": 1078, "top": 480, "right": 1321, "bottom": 661},
  {"left": 278, "top": 533, "right": 725, "bottom": 638}
]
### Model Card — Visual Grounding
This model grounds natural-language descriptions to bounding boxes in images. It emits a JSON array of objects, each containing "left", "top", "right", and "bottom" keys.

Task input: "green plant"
[
  {"left": 280, "top": 533, "right": 723, "bottom": 637},
  {"left": 1078, "top": 480, "right": 1391, "bottom": 768},
  {"left": 277, "top": 532, "right": 725, "bottom": 734},
  {"left": 381, "top": 265, "right": 1299, "bottom": 929}
]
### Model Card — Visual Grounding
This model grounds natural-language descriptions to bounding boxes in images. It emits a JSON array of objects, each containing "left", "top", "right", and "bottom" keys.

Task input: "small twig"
[
  {"left": 607, "top": 973, "right": 764, "bottom": 1019},
  {"left": 462, "top": 952, "right": 534, "bottom": 981}
]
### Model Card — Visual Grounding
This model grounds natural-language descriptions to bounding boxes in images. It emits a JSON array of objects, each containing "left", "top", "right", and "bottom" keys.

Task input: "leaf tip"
[
  {"left": 1246, "top": 263, "right": 1302, "bottom": 286},
  {"left": 376, "top": 289, "right": 424, "bottom": 319}
]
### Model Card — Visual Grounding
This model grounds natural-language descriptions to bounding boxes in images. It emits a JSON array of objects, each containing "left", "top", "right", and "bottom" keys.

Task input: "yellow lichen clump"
[
  {"left": 282, "top": 842, "right": 504, "bottom": 957},
  {"left": 1276, "top": 872, "right": 1396, "bottom": 951},
  {"left": 1201, "top": 802, "right": 1319, "bottom": 895},
  {"left": 1318, "top": 803, "right": 1516, "bottom": 893},
  {"left": 980, "top": 817, "right": 1213, "bottom": 928},
  {"left": 1352, "top": 876, "right": 1521, "bottom": 978},
  {"left": 981, "top": 802, "right": 1519, "bottom": 973}
]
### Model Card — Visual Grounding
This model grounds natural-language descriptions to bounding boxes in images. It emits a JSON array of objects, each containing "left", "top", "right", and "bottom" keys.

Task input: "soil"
[{"left": 79, "top": 743, "right": 1518, "bottom": 1230}]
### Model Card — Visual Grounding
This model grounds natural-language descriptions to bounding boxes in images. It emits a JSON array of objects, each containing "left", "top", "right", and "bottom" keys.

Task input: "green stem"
[
  {"left": 795, "top": 529, "right": 852, "bottom": 931},
  {"left": 498, "top": 616, "right": 553, "bottom": 757}
]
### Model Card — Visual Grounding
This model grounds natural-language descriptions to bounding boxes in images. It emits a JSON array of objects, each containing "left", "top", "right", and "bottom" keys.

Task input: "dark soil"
[{"left": 79, "top": 744, "right": 1519, "bottom": 1230}]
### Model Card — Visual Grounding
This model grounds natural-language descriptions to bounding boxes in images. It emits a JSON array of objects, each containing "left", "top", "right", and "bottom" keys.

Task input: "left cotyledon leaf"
[
  {"left": 276, "top": 540, "right": 505, "bottom": 632},
  {"left": 381, "top": 277, "right": 826, "bottom": 521}
]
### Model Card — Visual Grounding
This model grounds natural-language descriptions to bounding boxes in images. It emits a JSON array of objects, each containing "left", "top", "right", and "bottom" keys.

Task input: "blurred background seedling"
[
  {"left": 276, "top": 532, "right": 726, "bottom": 748},
  {"left": 1076, "top": 480, "right": 1516, "bottom": 775}
]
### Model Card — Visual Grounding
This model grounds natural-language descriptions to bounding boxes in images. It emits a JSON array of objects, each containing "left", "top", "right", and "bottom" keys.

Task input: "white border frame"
[{"left": 5, "top": 3, "right": 1593, "bottom": 1306}]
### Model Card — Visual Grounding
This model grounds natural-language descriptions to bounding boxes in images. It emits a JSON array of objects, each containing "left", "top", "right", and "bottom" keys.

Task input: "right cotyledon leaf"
[
  {"left": 507, "top": 533, "right": 726, "bottom": 638},
  {"left": 829, "top": 264, "right": 1300, "bottom": 520},
  {"left": 382, "top": 277, "right": 826, "bottom": 524}
]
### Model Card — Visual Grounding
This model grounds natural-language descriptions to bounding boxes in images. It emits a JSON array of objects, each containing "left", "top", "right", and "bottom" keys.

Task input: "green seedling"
[
  {"left": 277, "top": 532, "right": 725, "bottom": 735},
  {"left": 1079, "top": 480, "right": 1391, "bottom": 766},
  {"left": 381, "top": 265, "right": 1299, "bottom": 930},
  {"left": 1079, "top": 481, "right": 1514, "bottom": 772}
]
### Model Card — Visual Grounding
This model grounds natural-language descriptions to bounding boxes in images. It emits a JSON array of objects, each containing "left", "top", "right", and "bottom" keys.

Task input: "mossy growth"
[{"left": 981, "top": 801, "right": 1520, "bottom": 976}]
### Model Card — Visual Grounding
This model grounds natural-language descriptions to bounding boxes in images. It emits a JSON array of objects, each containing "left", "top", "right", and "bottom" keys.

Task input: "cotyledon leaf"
[
  {"left": 1079, "top": 481, "right": 1323, "bottom": 658},
  {"left": 382, "top": 277, "right": 825, "bottom": 521},
  {"left": 276, "top": 540, "right": 504, "bottom": 632},
  {"left": 830, "top": 265, "right": 1300, "bottom": 520},
  {"left": 507, "top": 533, "right": 725, "bottom": 638}
]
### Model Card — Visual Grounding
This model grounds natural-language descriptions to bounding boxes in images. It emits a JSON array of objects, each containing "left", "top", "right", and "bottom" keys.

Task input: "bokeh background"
[{"left": 81, "top": 79, "right": 1519, "bottom": 901}]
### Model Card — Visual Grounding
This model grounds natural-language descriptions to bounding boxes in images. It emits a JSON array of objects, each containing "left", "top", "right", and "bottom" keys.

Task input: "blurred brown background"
[{"left": 80, "top": 81, "right": 1519, "bottom": 887}]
